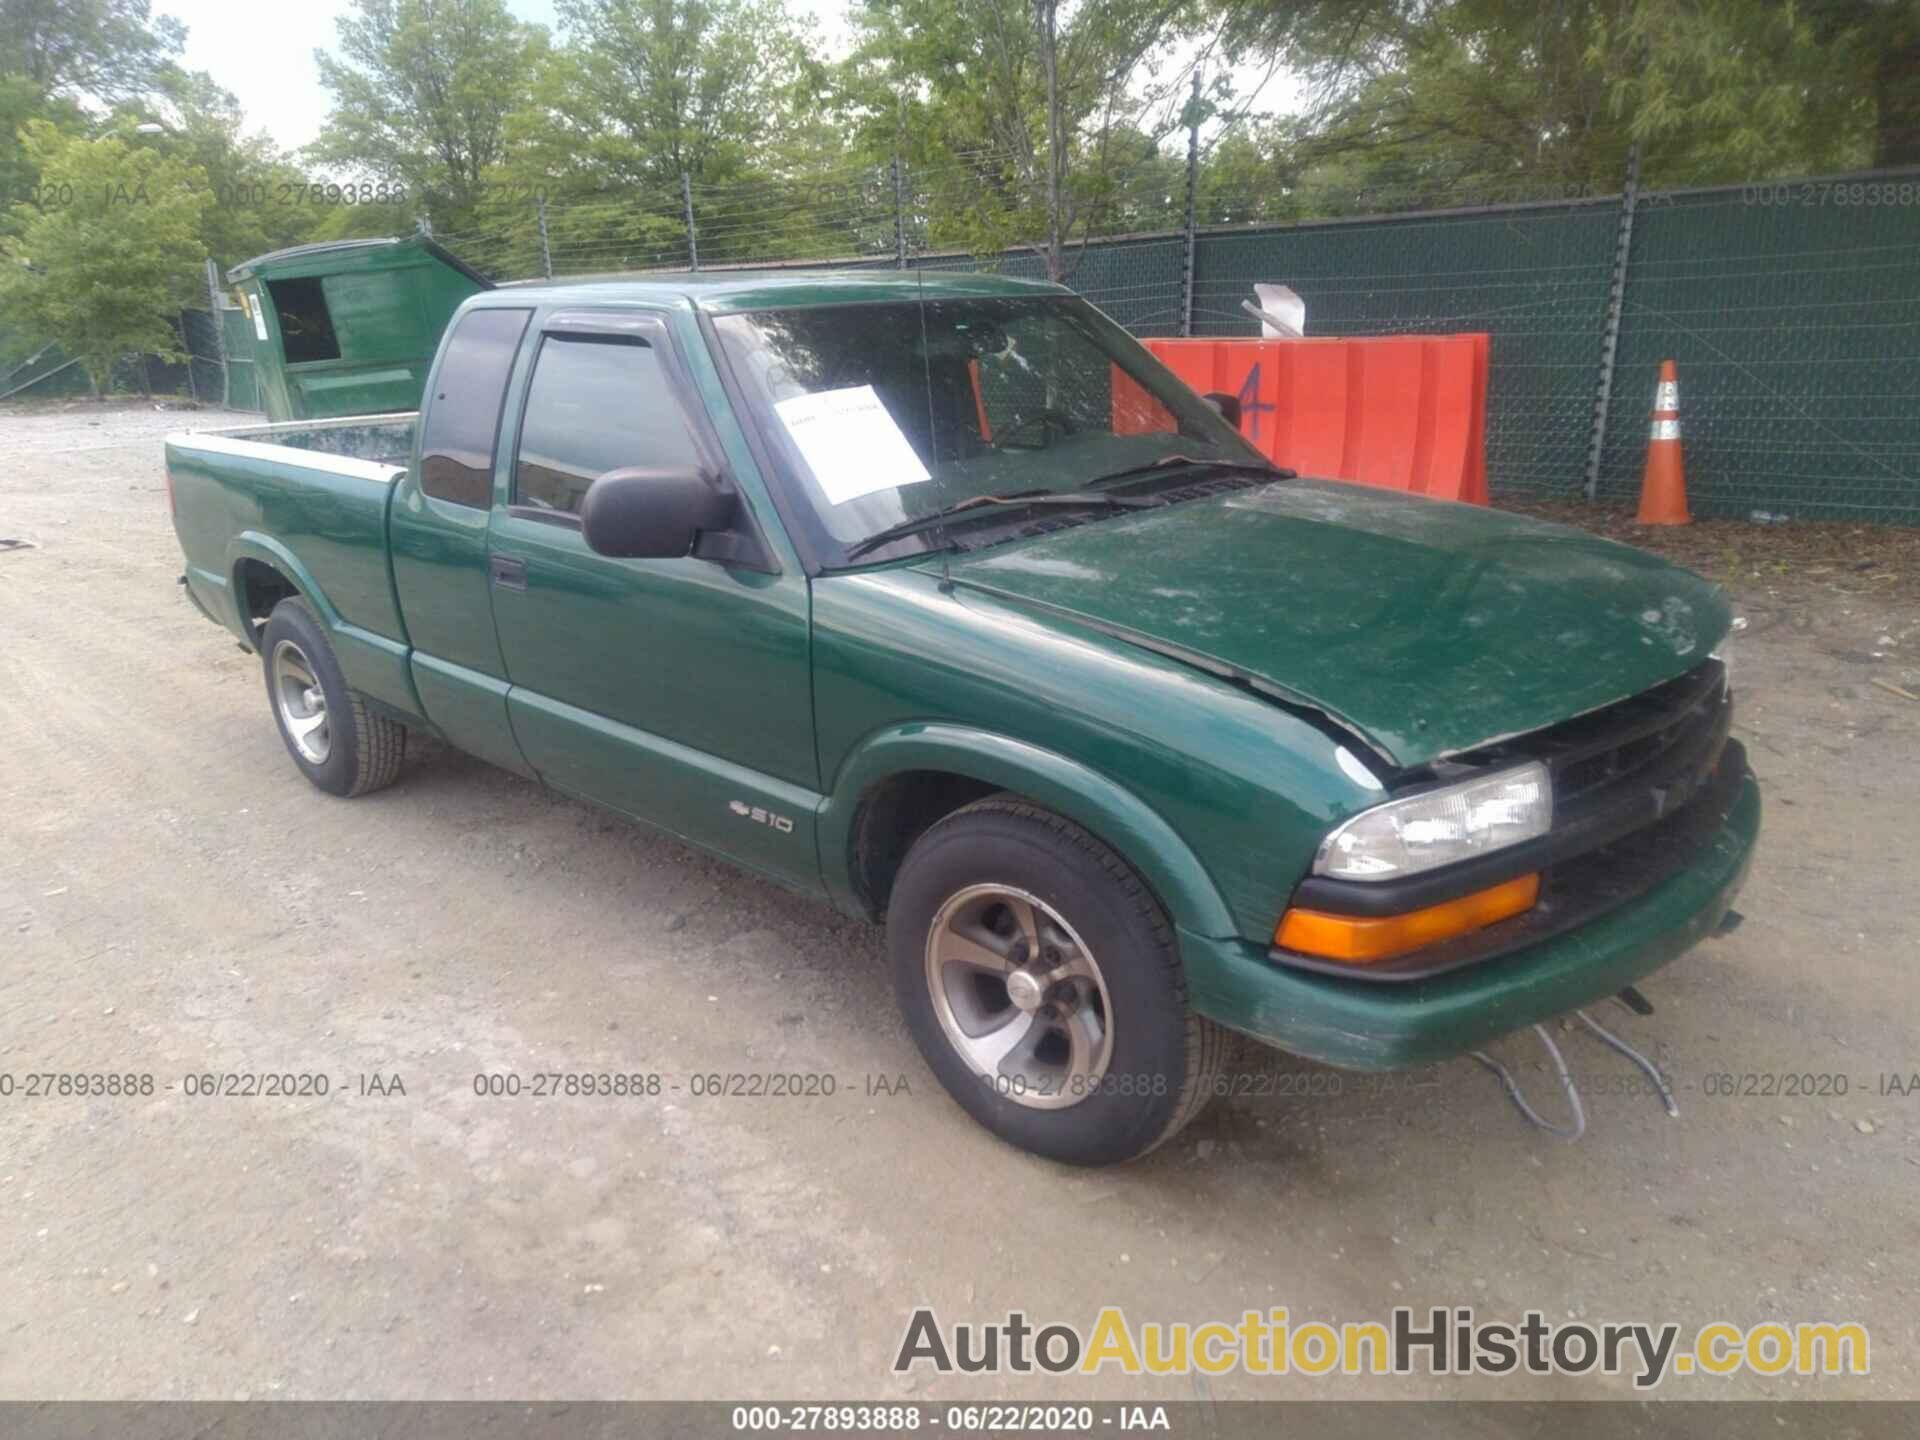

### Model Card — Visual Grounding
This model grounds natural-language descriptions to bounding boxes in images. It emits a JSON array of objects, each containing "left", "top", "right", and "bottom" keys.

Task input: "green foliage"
[
  {"left": 541, "top": 0, "right": 809, "bottom": 187},
  {"left": 107, "top": 72, "right": 328, "bottom": 269},
  {"left": 1, "top": 0, "right": 185, "bottom": 245},
  {"left": 0, "top": 121, "right": 209, "bottom": 392},
  {"left": 1211, "top": 0, "right": 1903, "bottom": 208},
  {"left": 0, "top": 0, "right": 185, "bottom": 104},
  {"left": 1194, "top": 126, "right": 1298, "bottom": 226},
  {"left": 0, "top": 0, "right": 317, "bottom": 281},
  {"left": 1605, "top": 0, "right": 1893, "bottom": 177},
  {"left": 13, "top": 0, "right": 1914, "bottom": 321},
  {"left": 304, "top": 194, "right": 420, "bottom": 247},
  {"left": 0, "top": 75, "right": 83, "bottom": 243},
  {"left": 309, "top": 0, "right": 547, "bottom": 233},
  {"left": 456, "top": 0, "right": 857, "bottom": 273},
  {"left": 838, "top": 0, "right": 1203, "bottom": 275}
]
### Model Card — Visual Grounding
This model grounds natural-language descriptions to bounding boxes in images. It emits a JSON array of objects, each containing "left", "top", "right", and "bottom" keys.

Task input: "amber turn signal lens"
[{"left": 1274, "top": 873, "right": 1541, "bottom": 964}]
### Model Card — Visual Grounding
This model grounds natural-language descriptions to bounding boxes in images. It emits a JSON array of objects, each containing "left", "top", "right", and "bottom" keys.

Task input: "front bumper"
[{"left": 1180, "top": 767, "right": 1760, "bottom": 1071}]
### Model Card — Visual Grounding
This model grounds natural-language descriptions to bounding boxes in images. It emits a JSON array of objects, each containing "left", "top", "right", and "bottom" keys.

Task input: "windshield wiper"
[
  {"left": 841, "top": 489, "right": 1153, "bottom": 561},
  {"left": 1079, "top": 454, "right": 1294, "bottom": 493}
]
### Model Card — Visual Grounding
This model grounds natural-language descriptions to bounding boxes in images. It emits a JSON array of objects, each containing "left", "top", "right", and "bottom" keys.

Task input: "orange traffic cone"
[{"left": 1636, "top": 359, "right": 1691, "bottom": 525}]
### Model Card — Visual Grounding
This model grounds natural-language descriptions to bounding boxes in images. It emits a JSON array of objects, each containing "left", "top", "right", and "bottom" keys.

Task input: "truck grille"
[{"left": 1488, "top": 659, "right": 1730, "bottom": 818}]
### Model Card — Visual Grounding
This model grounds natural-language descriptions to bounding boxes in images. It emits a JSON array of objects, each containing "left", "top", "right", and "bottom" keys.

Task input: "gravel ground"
[{"left": 2, "top": 402, "right": 1916, "bottom": 1402}]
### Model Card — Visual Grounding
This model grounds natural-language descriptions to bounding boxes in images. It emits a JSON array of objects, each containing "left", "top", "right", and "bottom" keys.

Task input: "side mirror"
[
  {"left": 1202, "top": 392, "right": 1243, "bottom": 428},
  {"left": 580, "top": 466, "right": 736, "bottom": 560}
]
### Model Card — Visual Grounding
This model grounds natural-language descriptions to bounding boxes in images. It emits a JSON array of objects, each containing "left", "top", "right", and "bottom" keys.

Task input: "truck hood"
[{"left": 934, "top": 479, "right": 1731, "bottom": 770}]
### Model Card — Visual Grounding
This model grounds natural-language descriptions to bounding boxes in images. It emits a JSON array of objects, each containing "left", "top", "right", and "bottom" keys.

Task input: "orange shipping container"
[{"left": 1138, "top": 335, "right": 1491, "bottom": 505}]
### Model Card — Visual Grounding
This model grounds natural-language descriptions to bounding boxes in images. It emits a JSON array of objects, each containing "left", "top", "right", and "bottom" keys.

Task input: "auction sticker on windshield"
[{"left": 773, "top": 384, "right": 932, "bottom": 504}]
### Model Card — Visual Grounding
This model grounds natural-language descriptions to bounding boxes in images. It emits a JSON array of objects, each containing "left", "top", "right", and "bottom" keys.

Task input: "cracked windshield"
[{"left": 712, "top": 296, "right": 1263, "bottom": 560}]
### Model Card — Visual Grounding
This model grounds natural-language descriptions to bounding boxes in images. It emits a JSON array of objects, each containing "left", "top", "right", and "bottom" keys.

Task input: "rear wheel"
[
  {"left": 260, "top": 598, "right": 404, "bottom": 798},
  {"left": 888, "top": 797, "right": 1226, "bottom": 1165}
]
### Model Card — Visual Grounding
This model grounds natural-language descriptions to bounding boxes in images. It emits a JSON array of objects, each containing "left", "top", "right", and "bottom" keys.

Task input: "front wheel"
[{"left": 887, "top": 797, "right": 1226, "bottom": 1165}]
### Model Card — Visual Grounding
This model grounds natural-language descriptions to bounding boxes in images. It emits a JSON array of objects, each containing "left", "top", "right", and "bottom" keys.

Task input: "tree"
[
  {"left": 1211, "top": 0, "right": 1906, "bottom": 205},
  {"left": 110, "top": 71, "right": 326, "bottom": 268},
  {"left": 1609, "top": 0, "right": 1906, "bottom": 177},
  {"left": 0, "top": 0, "right": 185, "bottom": 105},
  {"left": 1214, "top": 0, "right": 1641, "bottom": 206},
  {"left": 538, "top": 0, "right": 810, "bottom": 189},
  {"left": 1846, "top": 0, "right": 1920, "bottom": 166},
  {"left": 1193, "top": 124, "right": 1298, "bottom": 226},
  {"left": 0, "top": 121, "right": 209, "bottom": 393},
  {"left": 1, "top": 0, "right": 188, "bottom": 243},
  {"left": 0, "top": 75, "right": 81, "bottom": 240},
  {"left": 459, "top": 0, "right": 828, "bottom": 274},
  {"left": 2, "top": 4, "right": 322, "bottom": 268},
  {"left": 309, "top": 0, "right": 546, "bottom": 233},
  {"left": 842, "top": 0, "right": 1201, "bottom": 276}
]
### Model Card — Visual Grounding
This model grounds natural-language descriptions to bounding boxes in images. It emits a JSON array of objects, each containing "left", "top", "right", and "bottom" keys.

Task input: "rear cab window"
[{"left": 418, "top": 307, "right": 532, "bottom": 507}]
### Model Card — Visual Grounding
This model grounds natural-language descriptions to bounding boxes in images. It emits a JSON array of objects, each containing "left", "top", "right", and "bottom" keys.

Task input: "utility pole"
[
  {"left": 682, "top": 172, "right": 700, "bottom": 272},
  {"left": 1182, "top": 69, "right": 1202, "bottom": 338},
  {"left": 536, "top": 193, "right": 553, "bottom": 278}
]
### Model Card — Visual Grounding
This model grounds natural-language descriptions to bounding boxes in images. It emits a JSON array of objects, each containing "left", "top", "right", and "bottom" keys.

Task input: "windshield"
[{"left": 710, "top": 295, "right": 1265, "bottom": 564}]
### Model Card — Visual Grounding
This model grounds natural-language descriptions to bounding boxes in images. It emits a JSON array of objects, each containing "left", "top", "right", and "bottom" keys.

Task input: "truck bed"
[
  {"left": 176, "top": 412, "right": 418, "bottom": 468},
  {"left": 166, "top": 413, "right": 421, "bottom": 712}
]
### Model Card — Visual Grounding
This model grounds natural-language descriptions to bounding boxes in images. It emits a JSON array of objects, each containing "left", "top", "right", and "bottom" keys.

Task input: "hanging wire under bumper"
[{"left": 1471, "top": 991, "right": 1679, "bottom": 1140}]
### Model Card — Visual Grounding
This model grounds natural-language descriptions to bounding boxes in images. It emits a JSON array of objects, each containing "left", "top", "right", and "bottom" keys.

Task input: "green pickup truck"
[{"left": 166, "top": 271, "right": 1758, "bottom": 1164}]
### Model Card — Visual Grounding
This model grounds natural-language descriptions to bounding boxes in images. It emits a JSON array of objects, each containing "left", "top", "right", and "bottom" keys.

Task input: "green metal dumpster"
[{"left": 226, "top": 235, "right": 490, "bottom": 422}]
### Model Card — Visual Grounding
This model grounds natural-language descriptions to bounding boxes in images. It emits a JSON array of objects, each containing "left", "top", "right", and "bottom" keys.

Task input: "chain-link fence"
[
  {"left": 2, "top": 301, "right": 230, "bottom": 406},
  {"left": 1595, "top": 182, "right": 1920, "bottom": 521},
  {"left": 1190, "top": 175, "right": 1920, "bottom": 523}
]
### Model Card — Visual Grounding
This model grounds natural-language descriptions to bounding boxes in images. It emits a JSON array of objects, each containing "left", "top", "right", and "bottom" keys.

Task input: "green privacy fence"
[
  {"left": 60, "top": 163, "right": 1909, "bottom": 521},
  {"left": 1185, "top": 174, "right": 1920, "bottom": 522},
  {"left": 1593, "top": 182, "right": 1920, "bottom": 520}
]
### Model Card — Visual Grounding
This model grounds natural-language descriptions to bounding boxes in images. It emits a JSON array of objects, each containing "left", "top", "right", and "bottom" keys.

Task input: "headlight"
[{"left": 1314, "top": 762, "right": 1552, "bottom": 881}]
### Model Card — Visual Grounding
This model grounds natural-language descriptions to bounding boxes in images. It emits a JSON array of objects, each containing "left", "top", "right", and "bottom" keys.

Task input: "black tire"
[
  {"left": 887, "top": 796, "right": 1227, "bottom": 1165},
  {"left": 260, "top": 598, "right": 405, "bottom": 798}
]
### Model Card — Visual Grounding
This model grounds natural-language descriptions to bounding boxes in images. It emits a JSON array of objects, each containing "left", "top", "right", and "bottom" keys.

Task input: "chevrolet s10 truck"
[{"left": 166, "top": 271, "right": 1758, "bottom": 1164}]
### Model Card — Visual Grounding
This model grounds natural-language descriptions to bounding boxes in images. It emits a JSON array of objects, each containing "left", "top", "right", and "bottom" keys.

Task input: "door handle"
[{"left": 489, "top": 554, "right": 528, "bottom": 591}]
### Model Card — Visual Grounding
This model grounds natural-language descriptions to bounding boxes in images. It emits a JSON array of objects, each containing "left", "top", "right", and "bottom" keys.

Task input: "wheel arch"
[
  {"left": 226, "top": 535, "right": 425, "bottom": 725},
  {"left": 227, "top": 533, "right": 339, "bottom": 648},
  {"left": 820, "top": 724, "right": 1238, "bottom": 939}
]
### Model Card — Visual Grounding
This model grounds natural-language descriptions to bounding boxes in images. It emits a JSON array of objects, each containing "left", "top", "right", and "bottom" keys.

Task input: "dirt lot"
[{"left": 2, "top": 402, "right": 1916, "bottom": 1402}]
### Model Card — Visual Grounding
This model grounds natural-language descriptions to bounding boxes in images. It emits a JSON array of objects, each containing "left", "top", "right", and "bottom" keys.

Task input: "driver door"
[{"left": 486, "top": 310, "right": 820, "bottom": 890}]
